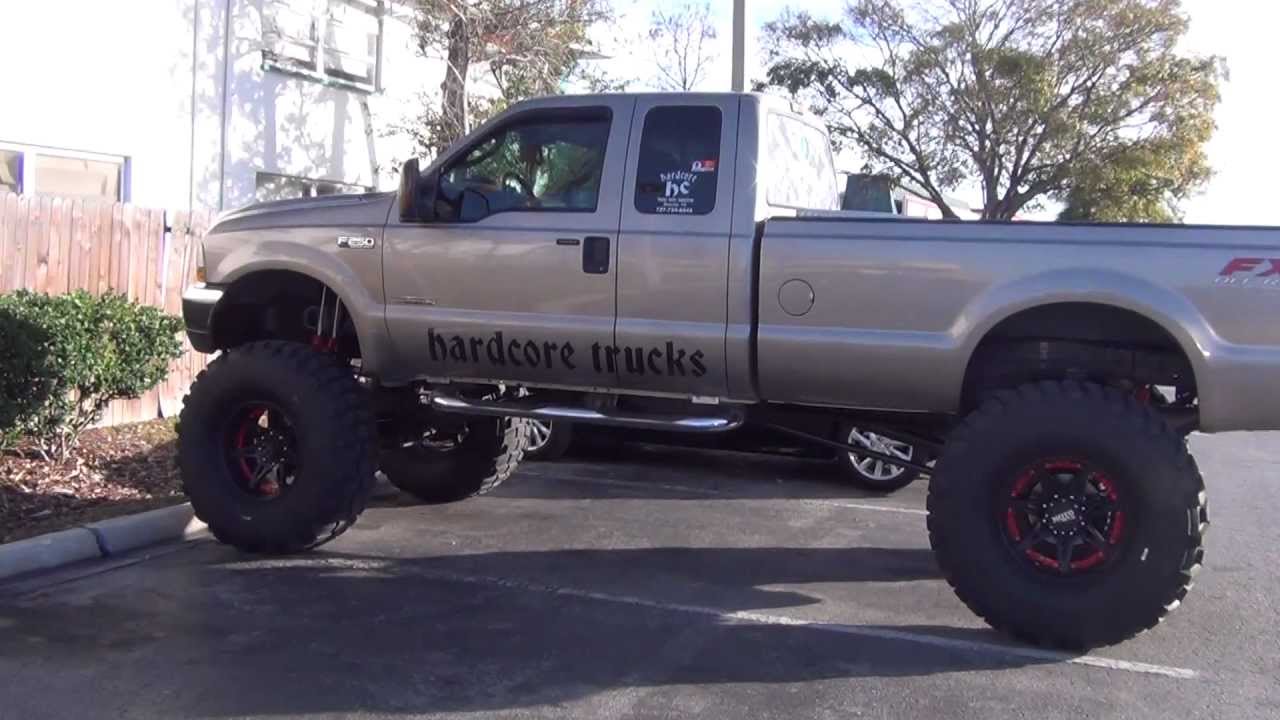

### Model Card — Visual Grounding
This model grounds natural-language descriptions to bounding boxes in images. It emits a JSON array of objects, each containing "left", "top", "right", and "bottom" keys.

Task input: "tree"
[
  {"left": 1055, "top": 125, "right": 1213, "bottom": 222},
  {"left": 648, "top": 2, "right": 718, "bottom": 92},
  {"left": 760, "top": 0, "right": 1224, "bottom": 220},
  {"left": 408, "top": 0, "right": 611, "bottom": 156}
]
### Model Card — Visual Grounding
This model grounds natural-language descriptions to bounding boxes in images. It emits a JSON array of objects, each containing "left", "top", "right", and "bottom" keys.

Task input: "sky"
[{"left": 599, "top": 0, "right": 1280, "bottom": 224}]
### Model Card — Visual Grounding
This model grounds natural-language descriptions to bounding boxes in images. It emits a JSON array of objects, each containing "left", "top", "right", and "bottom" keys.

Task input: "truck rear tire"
[
  {"left": 381, "top": 416, "right": 527, "bottom": 503},
  {"left": 177, "top": 341, "right": 376, "bottom": 554},
  {"left": 927, "top": 381, "right": 1207, "bottom": 649}
]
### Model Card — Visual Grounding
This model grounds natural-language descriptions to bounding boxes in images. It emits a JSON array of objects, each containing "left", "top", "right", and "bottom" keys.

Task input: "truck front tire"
[
  {"left": 927, "top": 381, "right": 1207, "bottom": 649},
  {"left": 177, "top": 341, "right": 376, "bottom": 554},
  {"left": 380, "top": 416, "right": 528, "bottom": 503}
]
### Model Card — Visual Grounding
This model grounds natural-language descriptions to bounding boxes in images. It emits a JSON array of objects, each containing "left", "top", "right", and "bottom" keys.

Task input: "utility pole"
[{"left": 731, "top": 0, "right": 746, "bottom": 92}]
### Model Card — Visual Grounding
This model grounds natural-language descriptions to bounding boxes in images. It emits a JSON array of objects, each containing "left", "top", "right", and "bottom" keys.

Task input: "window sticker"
[{"left": 656, "top": 169, "right": 700, "bottom": 214}]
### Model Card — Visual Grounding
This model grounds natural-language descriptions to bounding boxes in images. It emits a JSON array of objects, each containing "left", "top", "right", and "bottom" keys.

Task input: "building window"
[
  {"left": 1, "top": 150, "right": 21, "bottom": 194},
  {"left": 33, "top": 155, "right": 122, "bottom": 200},
  {"left": 255, "top": 171, "right": 371, "bottom": 201},
  {"left": 0, "top": 144, "right": 126, "bottom": 200},
  {"left": 263, "top": 0, "right": 383, "bottom": 91}
]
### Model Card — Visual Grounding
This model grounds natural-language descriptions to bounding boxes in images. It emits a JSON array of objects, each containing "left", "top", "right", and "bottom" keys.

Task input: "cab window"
[
  {"left": 634, "top": 105, "right": 722, "bottom": 216},
  {"left": 438, "top": 108, "right": 611, "bottom": 222},
  {"left": 766, "top": 112, "right": 838, "bottom": 210}
]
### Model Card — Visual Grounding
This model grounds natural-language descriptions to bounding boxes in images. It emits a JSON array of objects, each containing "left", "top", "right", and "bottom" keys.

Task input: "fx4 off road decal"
[
  {"left": 1216, "top": 257, "right": 1280, "bottom": 287},
  {"left": 428, "top": 329, "right": 707, "bottom": 378}
]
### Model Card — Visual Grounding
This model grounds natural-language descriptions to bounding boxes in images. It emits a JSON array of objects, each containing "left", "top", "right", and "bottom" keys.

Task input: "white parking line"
[
  {"left": 416, "top": 566, "right": 1199, "bottom": 680},
  {"left": 518, "top": 471, "right": 928, "bottom": 516},
  {"left": 518, "top": 471, "right": 723, "bottom": 496},
  {"left": 813, "top": 500, "right": 927, "bottom": 516}
]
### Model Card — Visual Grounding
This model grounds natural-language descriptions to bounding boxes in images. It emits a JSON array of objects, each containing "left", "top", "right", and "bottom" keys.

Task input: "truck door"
[
  {"left": 614, "top": 97, "right": 738, "bottom": 398},
  {"left": 383, "top": 97, "right": 634, "bottom": 388}
]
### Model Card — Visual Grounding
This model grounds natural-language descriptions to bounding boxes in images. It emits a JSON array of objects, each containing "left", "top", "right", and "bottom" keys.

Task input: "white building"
[{"left": 1, "top": 0, "right": 439, "bottom": 212}]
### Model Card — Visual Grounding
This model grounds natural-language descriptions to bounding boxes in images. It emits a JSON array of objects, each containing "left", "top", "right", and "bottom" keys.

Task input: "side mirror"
[
  {"left": 398, "top": 157, "right": 420, "bottom": 222},
  {"left": 399, "top": 158, "right": 441, "bottom": 223}
]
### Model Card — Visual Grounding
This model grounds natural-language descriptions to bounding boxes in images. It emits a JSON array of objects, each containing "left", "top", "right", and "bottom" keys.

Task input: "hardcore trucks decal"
[
  {"left": 655, "top": 170, "right": 700, "bottom": 214},
  {"left": 428, "top": 329, "right": 707, "bottom": 377}
]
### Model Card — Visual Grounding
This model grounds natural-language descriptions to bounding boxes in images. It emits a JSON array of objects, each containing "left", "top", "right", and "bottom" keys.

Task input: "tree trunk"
[{"left": 438, "top": 16, "right": 471, "bottom": 157}]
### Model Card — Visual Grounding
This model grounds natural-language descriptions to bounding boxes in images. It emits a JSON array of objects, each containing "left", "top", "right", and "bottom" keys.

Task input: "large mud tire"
[
  {"left": 178, "top": 341, "right": 376, "bottom": 554},
  {"left": 928, "top": 381, "right": 1207, "bottom": 649},
  {"left": 381, "top": 416, "right": 527, "bottom": 503}
]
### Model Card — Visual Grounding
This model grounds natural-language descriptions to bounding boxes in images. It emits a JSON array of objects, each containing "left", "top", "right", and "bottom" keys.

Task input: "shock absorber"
[{"left": 310, "top": 287, "right": 341, "bottom": 352}]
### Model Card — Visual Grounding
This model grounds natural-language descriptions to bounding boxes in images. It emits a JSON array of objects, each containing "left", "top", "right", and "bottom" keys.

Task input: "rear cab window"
[
  {"left": 634, "top": 106, "right": 722, "bottom": 216},
  {"left": 765, "top": 112, "right": 839, "bottom": 211}
]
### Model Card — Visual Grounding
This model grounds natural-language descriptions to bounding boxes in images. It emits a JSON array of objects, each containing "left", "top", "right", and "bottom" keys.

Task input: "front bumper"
[{"left": 181, "top": 284, "right": 223, "bottom": 353}]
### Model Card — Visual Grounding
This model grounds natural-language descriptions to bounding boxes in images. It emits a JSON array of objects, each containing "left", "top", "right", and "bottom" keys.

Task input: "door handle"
[
  {"left": 582, "top": 236, "right": 610, "bottom": 274},
  {"left": 555, "top": 237, "right": 580, "bottom": 246}
]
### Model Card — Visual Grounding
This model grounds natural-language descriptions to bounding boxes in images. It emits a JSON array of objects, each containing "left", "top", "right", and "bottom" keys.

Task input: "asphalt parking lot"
[{"left": 1, "top": 433, "right": 1277, "bottom": 719}]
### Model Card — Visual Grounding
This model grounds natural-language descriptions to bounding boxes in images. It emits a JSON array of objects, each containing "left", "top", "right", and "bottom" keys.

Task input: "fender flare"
[{"left": 951, "top": 268, "right": 1214, "bottom": 402}]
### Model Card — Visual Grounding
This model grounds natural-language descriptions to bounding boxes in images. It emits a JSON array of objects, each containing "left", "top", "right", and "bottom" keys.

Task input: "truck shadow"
[{"left": 0, "top": 545, "right": 1064, "bottom": 717}]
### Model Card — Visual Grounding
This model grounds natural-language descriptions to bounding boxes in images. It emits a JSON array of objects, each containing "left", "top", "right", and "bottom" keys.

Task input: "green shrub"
[{"left": 0, "top": 290, "right": 184, "bottom": 458}]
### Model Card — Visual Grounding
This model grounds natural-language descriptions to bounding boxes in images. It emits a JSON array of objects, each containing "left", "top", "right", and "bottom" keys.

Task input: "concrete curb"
[
  {"left": 0, "top": 527, "right": 102, "bottom": 581},
  {"left": 0, "top": 503, "right": 207, "bottom": 583},
  {"left": 84, "top": 504, "right": 209, "bottom": 557}
]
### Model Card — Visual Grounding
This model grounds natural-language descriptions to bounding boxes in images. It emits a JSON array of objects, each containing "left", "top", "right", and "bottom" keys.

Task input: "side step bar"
[{"left": 429, "top": 394, "right": 744, "bottom": 434}]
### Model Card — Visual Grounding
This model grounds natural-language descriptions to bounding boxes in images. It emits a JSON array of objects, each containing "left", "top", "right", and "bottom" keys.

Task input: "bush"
[
  {"left": 0, "top": 290, "right": 184, "bottom": 458},
  {"left": 0, "top": 305, "right": 55, "bottom": 451}
]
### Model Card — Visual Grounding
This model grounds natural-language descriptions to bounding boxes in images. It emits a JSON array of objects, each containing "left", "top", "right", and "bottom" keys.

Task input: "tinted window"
[
  {"left": 766, "top": 112, "right": 838, "bottom": 210},
  {"left": 440, "top": 110, "right": 611, "bottom": 222},
  {"left": 634, "top": 106, "right": 721, "bottom": 215}
]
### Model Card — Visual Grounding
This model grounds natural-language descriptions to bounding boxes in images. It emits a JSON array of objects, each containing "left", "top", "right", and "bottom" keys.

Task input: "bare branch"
[{"left": 648, "top": 2, "right": 718, "bottom": 91}]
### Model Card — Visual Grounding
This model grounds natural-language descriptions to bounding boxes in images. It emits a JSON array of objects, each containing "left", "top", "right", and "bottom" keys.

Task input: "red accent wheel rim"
[
  {"left": 226, "top": 403, "right": 297, "bottom": 499},
  {"left": 1001, "top": 457, "right": 1127, "bottom": 575}
]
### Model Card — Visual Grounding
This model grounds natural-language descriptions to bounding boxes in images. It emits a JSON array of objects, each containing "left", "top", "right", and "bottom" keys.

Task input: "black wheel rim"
[
  {"left": 224, "top": 402, "right": 299, "bottom": 500},
  {"left": 1000, "top": 458, "right": 1127, "bottom": 575}
]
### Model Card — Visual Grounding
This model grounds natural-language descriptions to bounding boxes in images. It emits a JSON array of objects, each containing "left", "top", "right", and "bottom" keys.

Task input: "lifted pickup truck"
[{"left": 180, "top": 92, "right": 1280, "bottom": 649}]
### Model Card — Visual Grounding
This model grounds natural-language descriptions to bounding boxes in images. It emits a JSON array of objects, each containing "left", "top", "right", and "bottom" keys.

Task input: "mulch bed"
[{"left": 0, "top": 420, "right": 184, "bottom": 544}]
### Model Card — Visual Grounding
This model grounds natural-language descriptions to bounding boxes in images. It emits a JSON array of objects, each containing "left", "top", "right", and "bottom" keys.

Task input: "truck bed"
[{"left": 755, "top": 216, "right": 1280, "bottom": 432}]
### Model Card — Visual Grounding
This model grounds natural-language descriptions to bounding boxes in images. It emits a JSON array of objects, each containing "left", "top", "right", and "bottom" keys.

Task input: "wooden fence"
[{"left": 0, "top": 192, "right": 212, "bottom": 426}]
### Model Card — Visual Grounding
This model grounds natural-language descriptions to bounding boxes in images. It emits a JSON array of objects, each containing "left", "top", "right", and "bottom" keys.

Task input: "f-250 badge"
[{"left": 337, "top": 235, "right": 376, "bottom": 249}]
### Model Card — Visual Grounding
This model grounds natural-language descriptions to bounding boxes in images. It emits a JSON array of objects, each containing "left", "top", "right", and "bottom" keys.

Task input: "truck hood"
[{"left": 209, "top": 192, "right": 397, "bottom": 235}]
